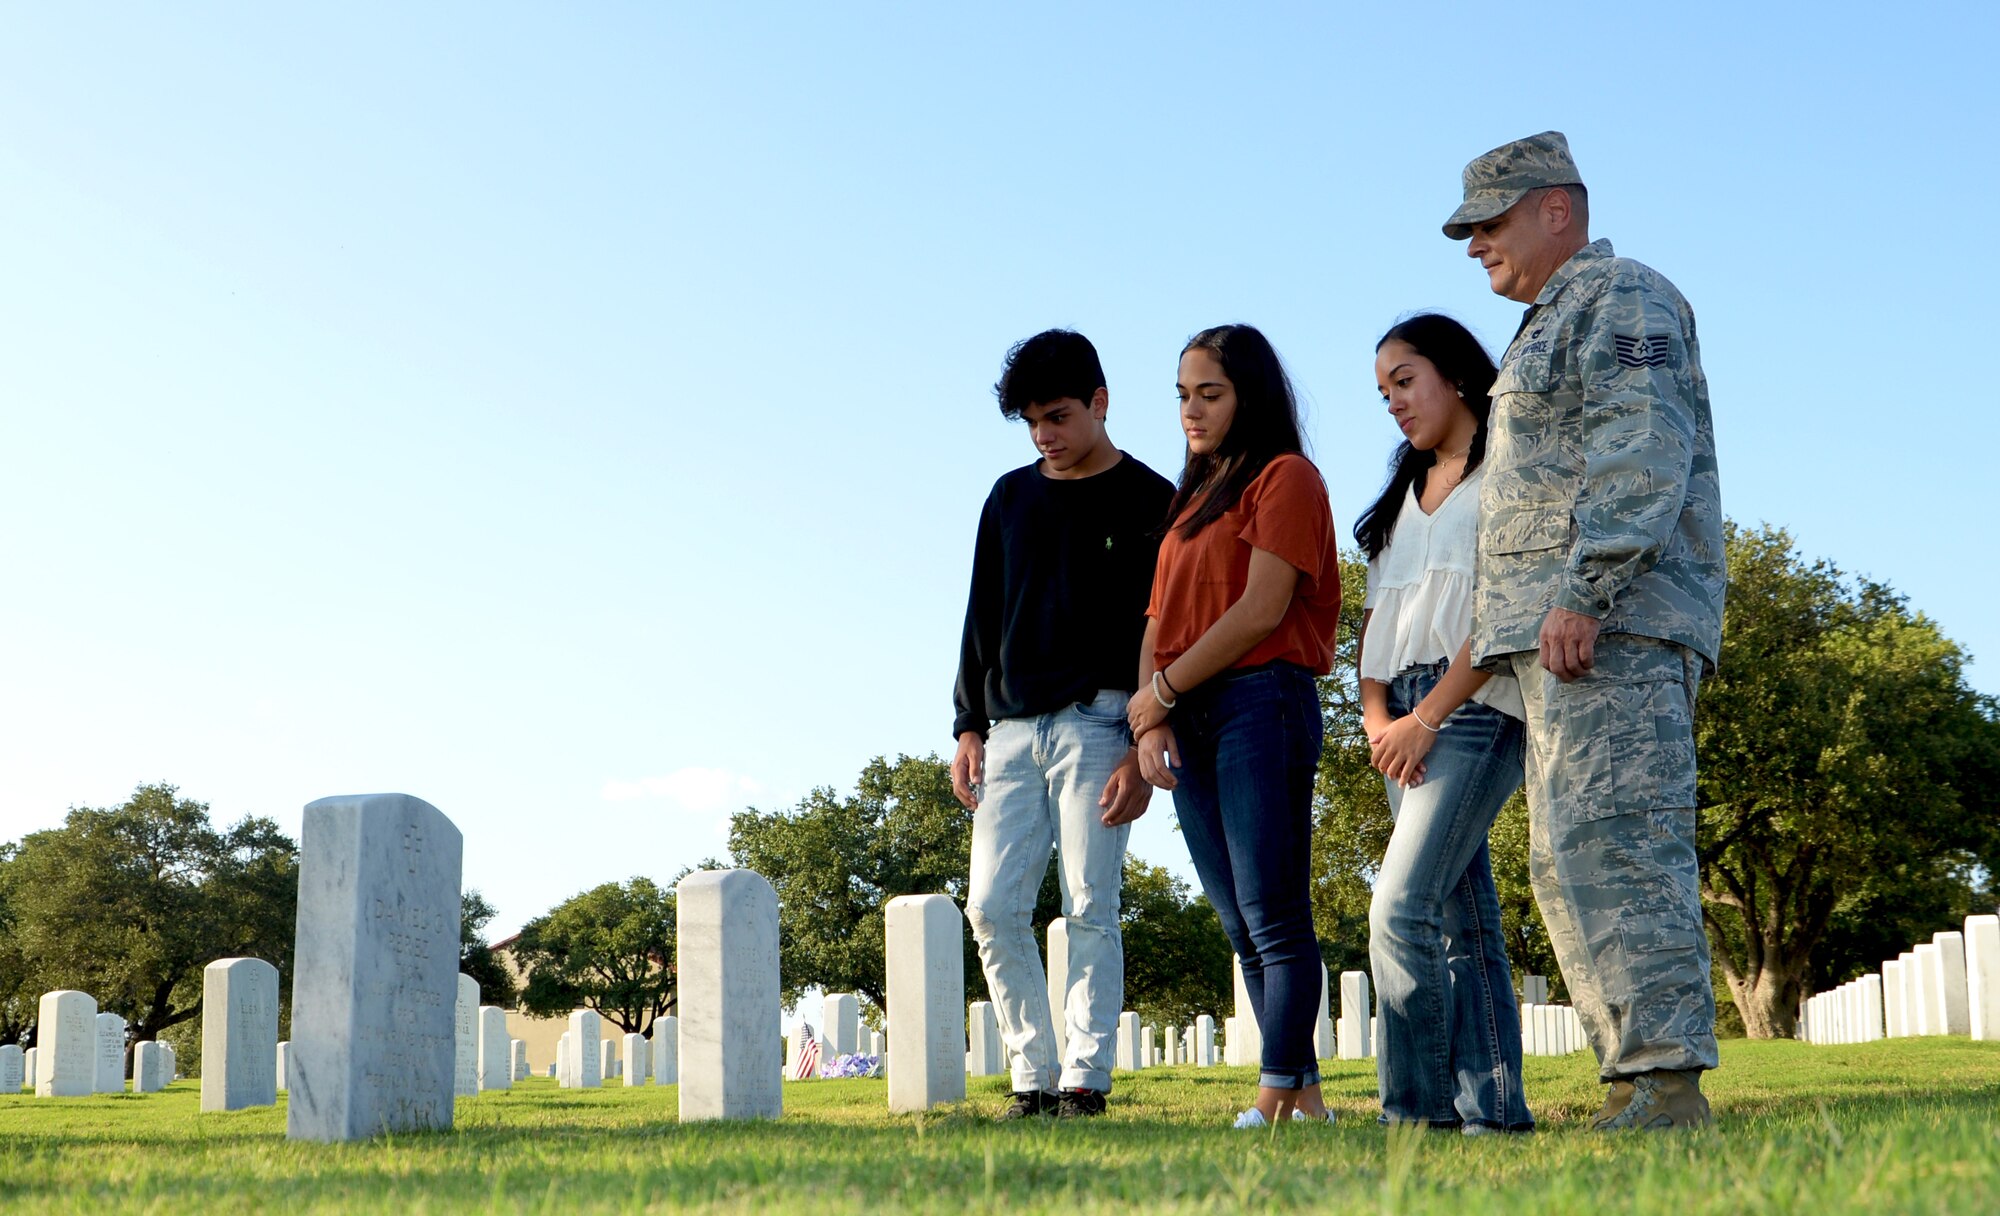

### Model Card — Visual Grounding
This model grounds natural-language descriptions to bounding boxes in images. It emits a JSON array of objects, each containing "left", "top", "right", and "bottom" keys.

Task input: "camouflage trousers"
[{"left": 1509, "top": 635, "right": 1718, "bottom": 1079}]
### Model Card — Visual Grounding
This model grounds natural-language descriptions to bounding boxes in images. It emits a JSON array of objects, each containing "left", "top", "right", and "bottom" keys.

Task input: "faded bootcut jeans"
[
  {"left": 1170, "top": 662, "right": 1325, "bottom": 1091},
  {"left": 965, "top": 690, "right": 1132, "bottom": 1093},
  {"left": 1369, "top": 660, "right": 1533, "bottom": 1131}
]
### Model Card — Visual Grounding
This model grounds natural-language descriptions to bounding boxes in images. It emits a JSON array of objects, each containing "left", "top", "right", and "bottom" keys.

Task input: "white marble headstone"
[
  {"left": 1044, "top": 917, "right": 1071, "bottom": 1052},
  {"left": 1194, "top": 1014, "right": 1215, "bottom": 1066},
  {"left": 95, "top": 1012, "right": 127, "bottom": 1093},
  {"left": 1522, "top": 975, "right": 1548, "bottom": 1005},
  {"left": 286, "top": 793, "right": 461, "bottom": 1142},
  {"left": 134, "top": 1041, "right": 170, "bottom": 1093},
  {"left": 202, "top": 958, "right": 278, "bottom": 1111},
  {"left": 652, "top": 1015, "right": 679, "bottom": 1085},
  {"left": 0, "top": 1044, "right": 22, "bottom": 1093},
  {"left": 571, "top": 1010, "right": 602, "bottom": 1087},
  {"left": 677, "top": 869, "right": 781, "bottom": 1121},
  {"left": 824, "top": 993, "right": 860, "bottom": 1058},
  {"left": 1115, "top": 1010, "right": 1139, "bottom": 1071},
  {"left": 1965, "top": 914, "right": 2000, "bottom": 1041},
  {"left": 967, "top": 1000, "right": 1002, "bottom": 1076},
  {"left": 1931, "top": 931, "right": 1971, "bottom": 1036},
  {"left": 885, "top": 893, "right": 965, "bottom": 1113},
  {"left": 1231, "top": 956, "right": 1264, "bottom": 1066},
  {"left": 477, "top": 1007, "right": 511, "bottom": 1091},
  {"left": 454, "top": 974, "right": 480, "bottom": 1097},
  {"left": 1882, "top": 960, "right": 1906, "bottom": 1037},
  {"left": 1913, "top": 944, "right": 1939, "bottom": 1034},
  {"left": 37, "top": 991, "right": 96, "bottom": 1096},
  {"left": 511, "top": 1038, "right": 528, "bottom": 1082},
  {"left": 622, "top": 1032, "right": 648, "bottom": 1084},
  {"left": 1338, "top": 971, "right": 1372, "bottom": 1060},
  {"left": 1314, "top": 963, "right": 1334, "bottom": 1058},
  {"left": 24, "top": 1046, "right": 37, "bottom": 1090},
  {"left": 556, "top": 1032, "right": 572, "bottom": 1087}
]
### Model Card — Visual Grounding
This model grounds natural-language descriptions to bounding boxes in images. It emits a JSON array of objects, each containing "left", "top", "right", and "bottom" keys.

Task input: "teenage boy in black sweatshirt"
[{"left": 951, "top": 329, "right": 1175, "bottom": 1119}]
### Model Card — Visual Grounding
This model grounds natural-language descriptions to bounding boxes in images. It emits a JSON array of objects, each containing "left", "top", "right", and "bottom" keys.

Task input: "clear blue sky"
[{"left": 4, "top": 3, "right": 1995, "bottom": 939}]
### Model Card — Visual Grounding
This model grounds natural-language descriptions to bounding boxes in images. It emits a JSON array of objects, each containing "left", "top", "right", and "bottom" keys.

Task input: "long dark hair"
[
  {"left": 1167, "top": 325, "right": 1309, "bottom": 540},
  {"left": 1352, "top": 314, "right": 1497, "bottom": 559}
]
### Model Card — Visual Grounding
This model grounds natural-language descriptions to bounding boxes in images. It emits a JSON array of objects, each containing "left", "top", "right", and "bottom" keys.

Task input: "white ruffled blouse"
[{"left": 1361, "top": 467, "right": 1525, "bottom": 720}]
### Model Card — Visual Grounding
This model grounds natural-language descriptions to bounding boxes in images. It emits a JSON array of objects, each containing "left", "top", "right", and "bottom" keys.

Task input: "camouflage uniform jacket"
[{"left": 1473, "top": 239, "right": 1724, "bottom": 671}]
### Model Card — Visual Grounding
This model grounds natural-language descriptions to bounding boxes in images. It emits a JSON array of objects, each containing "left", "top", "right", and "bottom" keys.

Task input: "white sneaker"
[
  {"left": 1233, "top": 1108, "right": 1269, "bottom": 1129},
  {"left": 1290, "top": 1107, "right": 1337, "bottom": 1124}
]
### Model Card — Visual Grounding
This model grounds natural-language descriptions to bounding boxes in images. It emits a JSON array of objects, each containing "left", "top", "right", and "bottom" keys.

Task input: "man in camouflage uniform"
[{"left": 1445, "top": 131, "right": 1725, "bottom": 1130}]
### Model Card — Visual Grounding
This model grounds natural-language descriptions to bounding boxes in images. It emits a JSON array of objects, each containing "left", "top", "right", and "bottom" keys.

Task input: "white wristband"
[{"left": 1151, "top": 670, "right": 1178, "bottom": 709}]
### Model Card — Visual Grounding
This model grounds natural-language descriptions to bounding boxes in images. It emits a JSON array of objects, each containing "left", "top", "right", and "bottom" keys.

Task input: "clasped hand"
[
  {"left": 1366, "top": 710, "right": 1434, "bottom": 788},
  {"left": 1126, "top": 685, "right": 1169, "bottom": 740}
]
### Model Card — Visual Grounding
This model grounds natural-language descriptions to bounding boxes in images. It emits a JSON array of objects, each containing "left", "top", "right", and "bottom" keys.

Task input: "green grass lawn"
[{"left": 2, "top": 1039, "right": 1996, "bottom": 1214}]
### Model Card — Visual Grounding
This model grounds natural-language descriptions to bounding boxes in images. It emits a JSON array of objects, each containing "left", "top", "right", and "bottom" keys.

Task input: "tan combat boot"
[
  {"left": 1588, "top": 1079, "right": 1636, "bottom": 1129},
  {"left": 1593, "top": 1070, "right": 1712, "bottom": 1131}
]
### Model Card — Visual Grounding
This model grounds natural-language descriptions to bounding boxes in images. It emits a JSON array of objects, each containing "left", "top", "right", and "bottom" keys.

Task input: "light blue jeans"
[
  {"left": 965, "top": 690, "right": 1131, "bottom": 1093},
  {"left": 1369, "top": 661, "right": 1533, "bottom": 1130}
]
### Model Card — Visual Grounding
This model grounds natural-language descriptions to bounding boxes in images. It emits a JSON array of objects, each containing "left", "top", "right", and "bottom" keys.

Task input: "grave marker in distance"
[{"left": 202, "top": 957, "right": 279, "bottom": 1111}]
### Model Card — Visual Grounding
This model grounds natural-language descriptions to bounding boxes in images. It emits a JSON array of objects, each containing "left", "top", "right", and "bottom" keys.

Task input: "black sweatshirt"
[{"left": 951, "top": 453, "right": 1177, "bottom": 740}]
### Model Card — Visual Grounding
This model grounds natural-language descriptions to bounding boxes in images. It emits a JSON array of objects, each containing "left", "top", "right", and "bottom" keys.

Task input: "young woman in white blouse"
[{"left": 1357, "top": 313, "right": 1532, "bottom": 1134}]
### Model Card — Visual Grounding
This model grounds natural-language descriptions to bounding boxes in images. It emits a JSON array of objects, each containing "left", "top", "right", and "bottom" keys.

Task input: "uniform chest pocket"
[
  {"left": 1484, "top": 503, "right": 1571, "bottom": 555},
  {"left": 1491, "top": 347, "right": 1558, "bottom": 399}
]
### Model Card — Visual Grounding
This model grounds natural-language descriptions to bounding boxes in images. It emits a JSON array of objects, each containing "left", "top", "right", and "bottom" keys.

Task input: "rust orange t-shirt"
[{"left": 1146, "top": 452, "right": 1341, "bottom": 675}]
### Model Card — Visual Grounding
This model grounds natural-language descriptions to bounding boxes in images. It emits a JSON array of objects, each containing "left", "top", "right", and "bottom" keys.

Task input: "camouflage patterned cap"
[{"left": 1442, "top": 131, "right": 1583, "bottom": 240}]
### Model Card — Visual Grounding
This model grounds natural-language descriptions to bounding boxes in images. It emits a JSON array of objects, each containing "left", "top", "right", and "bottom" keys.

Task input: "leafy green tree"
[
  {"left": 9, "top": 783, "right": 297, "bottom": 1056},
  {"left": 1120, "top": 859, "right": 1232, "bottom": 1029},
  {"left": 0, "top": 845, "right": 34, "bottom": 1045},
  {"left": 511, "top": 878, "right": 676, "bottom": 1033},
  {"left": 1696, "top": 524, "right": 2000, "bottom": 1037},
  {"left": 730, "top": 754, "right": 975, "bottom": 1010},
  {"left": 459, "top": 889, "right": 516, "bottom": 1008}
]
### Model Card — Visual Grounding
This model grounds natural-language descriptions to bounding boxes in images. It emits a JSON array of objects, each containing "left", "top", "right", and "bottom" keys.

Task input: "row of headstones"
[
  {"left": 1800, "top": 914, "right": 2000, "bottom": 1044},
  {"left": 547, "top": 1010, "right": 680, "bottom": 1088},
  {"left": 283, "top": 792, "right": 985, "bottom": 1131},
  {"left": 2, "top": 1002, "right": 179, "bottom": 1095}
]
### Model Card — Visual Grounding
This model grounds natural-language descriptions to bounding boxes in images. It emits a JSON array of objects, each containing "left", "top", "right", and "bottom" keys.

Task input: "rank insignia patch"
[{"left": 1614, "top": 334, "right": 1672, "bottom": 367}]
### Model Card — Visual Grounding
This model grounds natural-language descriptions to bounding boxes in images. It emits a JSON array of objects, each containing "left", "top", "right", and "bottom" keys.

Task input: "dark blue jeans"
[
  {"left": 1369, "top": 661, "right": 1532, "bottom": 1130},
  {"left": 1170, "top": 661, "right": 1325, "bottom": 1090}
]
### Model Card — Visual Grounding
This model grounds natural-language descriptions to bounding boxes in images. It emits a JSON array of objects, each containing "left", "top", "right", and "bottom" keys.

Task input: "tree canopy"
[
  {"left": 4, "top": 783, "right": 297, "bottom": 1051},
  {"left": 1696, "top": 524, "right": 2000, "bottom": 1036},
  {"left": 510, "top": 877, "right": 676, "bottom": 1033}
]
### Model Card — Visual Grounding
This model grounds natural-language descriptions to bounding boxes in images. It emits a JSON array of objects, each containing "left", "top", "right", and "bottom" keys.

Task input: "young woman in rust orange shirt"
[{"left": 1126, "top": 324, "right": 1342, "bottom": 1127}]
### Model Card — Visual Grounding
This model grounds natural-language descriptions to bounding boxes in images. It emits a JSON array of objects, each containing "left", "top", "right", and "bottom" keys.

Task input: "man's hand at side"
[
  {"left": 1539, "top": 607, "right": 1602, "bottom": 682},
  {"left": 1098, "top": 748, "right": 1151, "bottom": 826},
  {"left": 951, "top": 731, "right": 985, "bottom": 809}
]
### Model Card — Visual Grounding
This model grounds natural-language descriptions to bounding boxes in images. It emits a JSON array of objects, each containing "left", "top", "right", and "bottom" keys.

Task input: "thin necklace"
[{"left": 1433, "top": 441, "right": 1472, "bottom": 486}]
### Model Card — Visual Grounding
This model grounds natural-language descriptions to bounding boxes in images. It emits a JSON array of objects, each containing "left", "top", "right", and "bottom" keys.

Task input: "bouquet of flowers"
[{"left": 818, "top": 1052, "right": 883, "bottom": 1079}]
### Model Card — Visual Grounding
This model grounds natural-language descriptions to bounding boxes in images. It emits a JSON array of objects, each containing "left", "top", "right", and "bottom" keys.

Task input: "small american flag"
[{"left": 793, "top": 1025, "right": 822, "bottom": 1080}]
